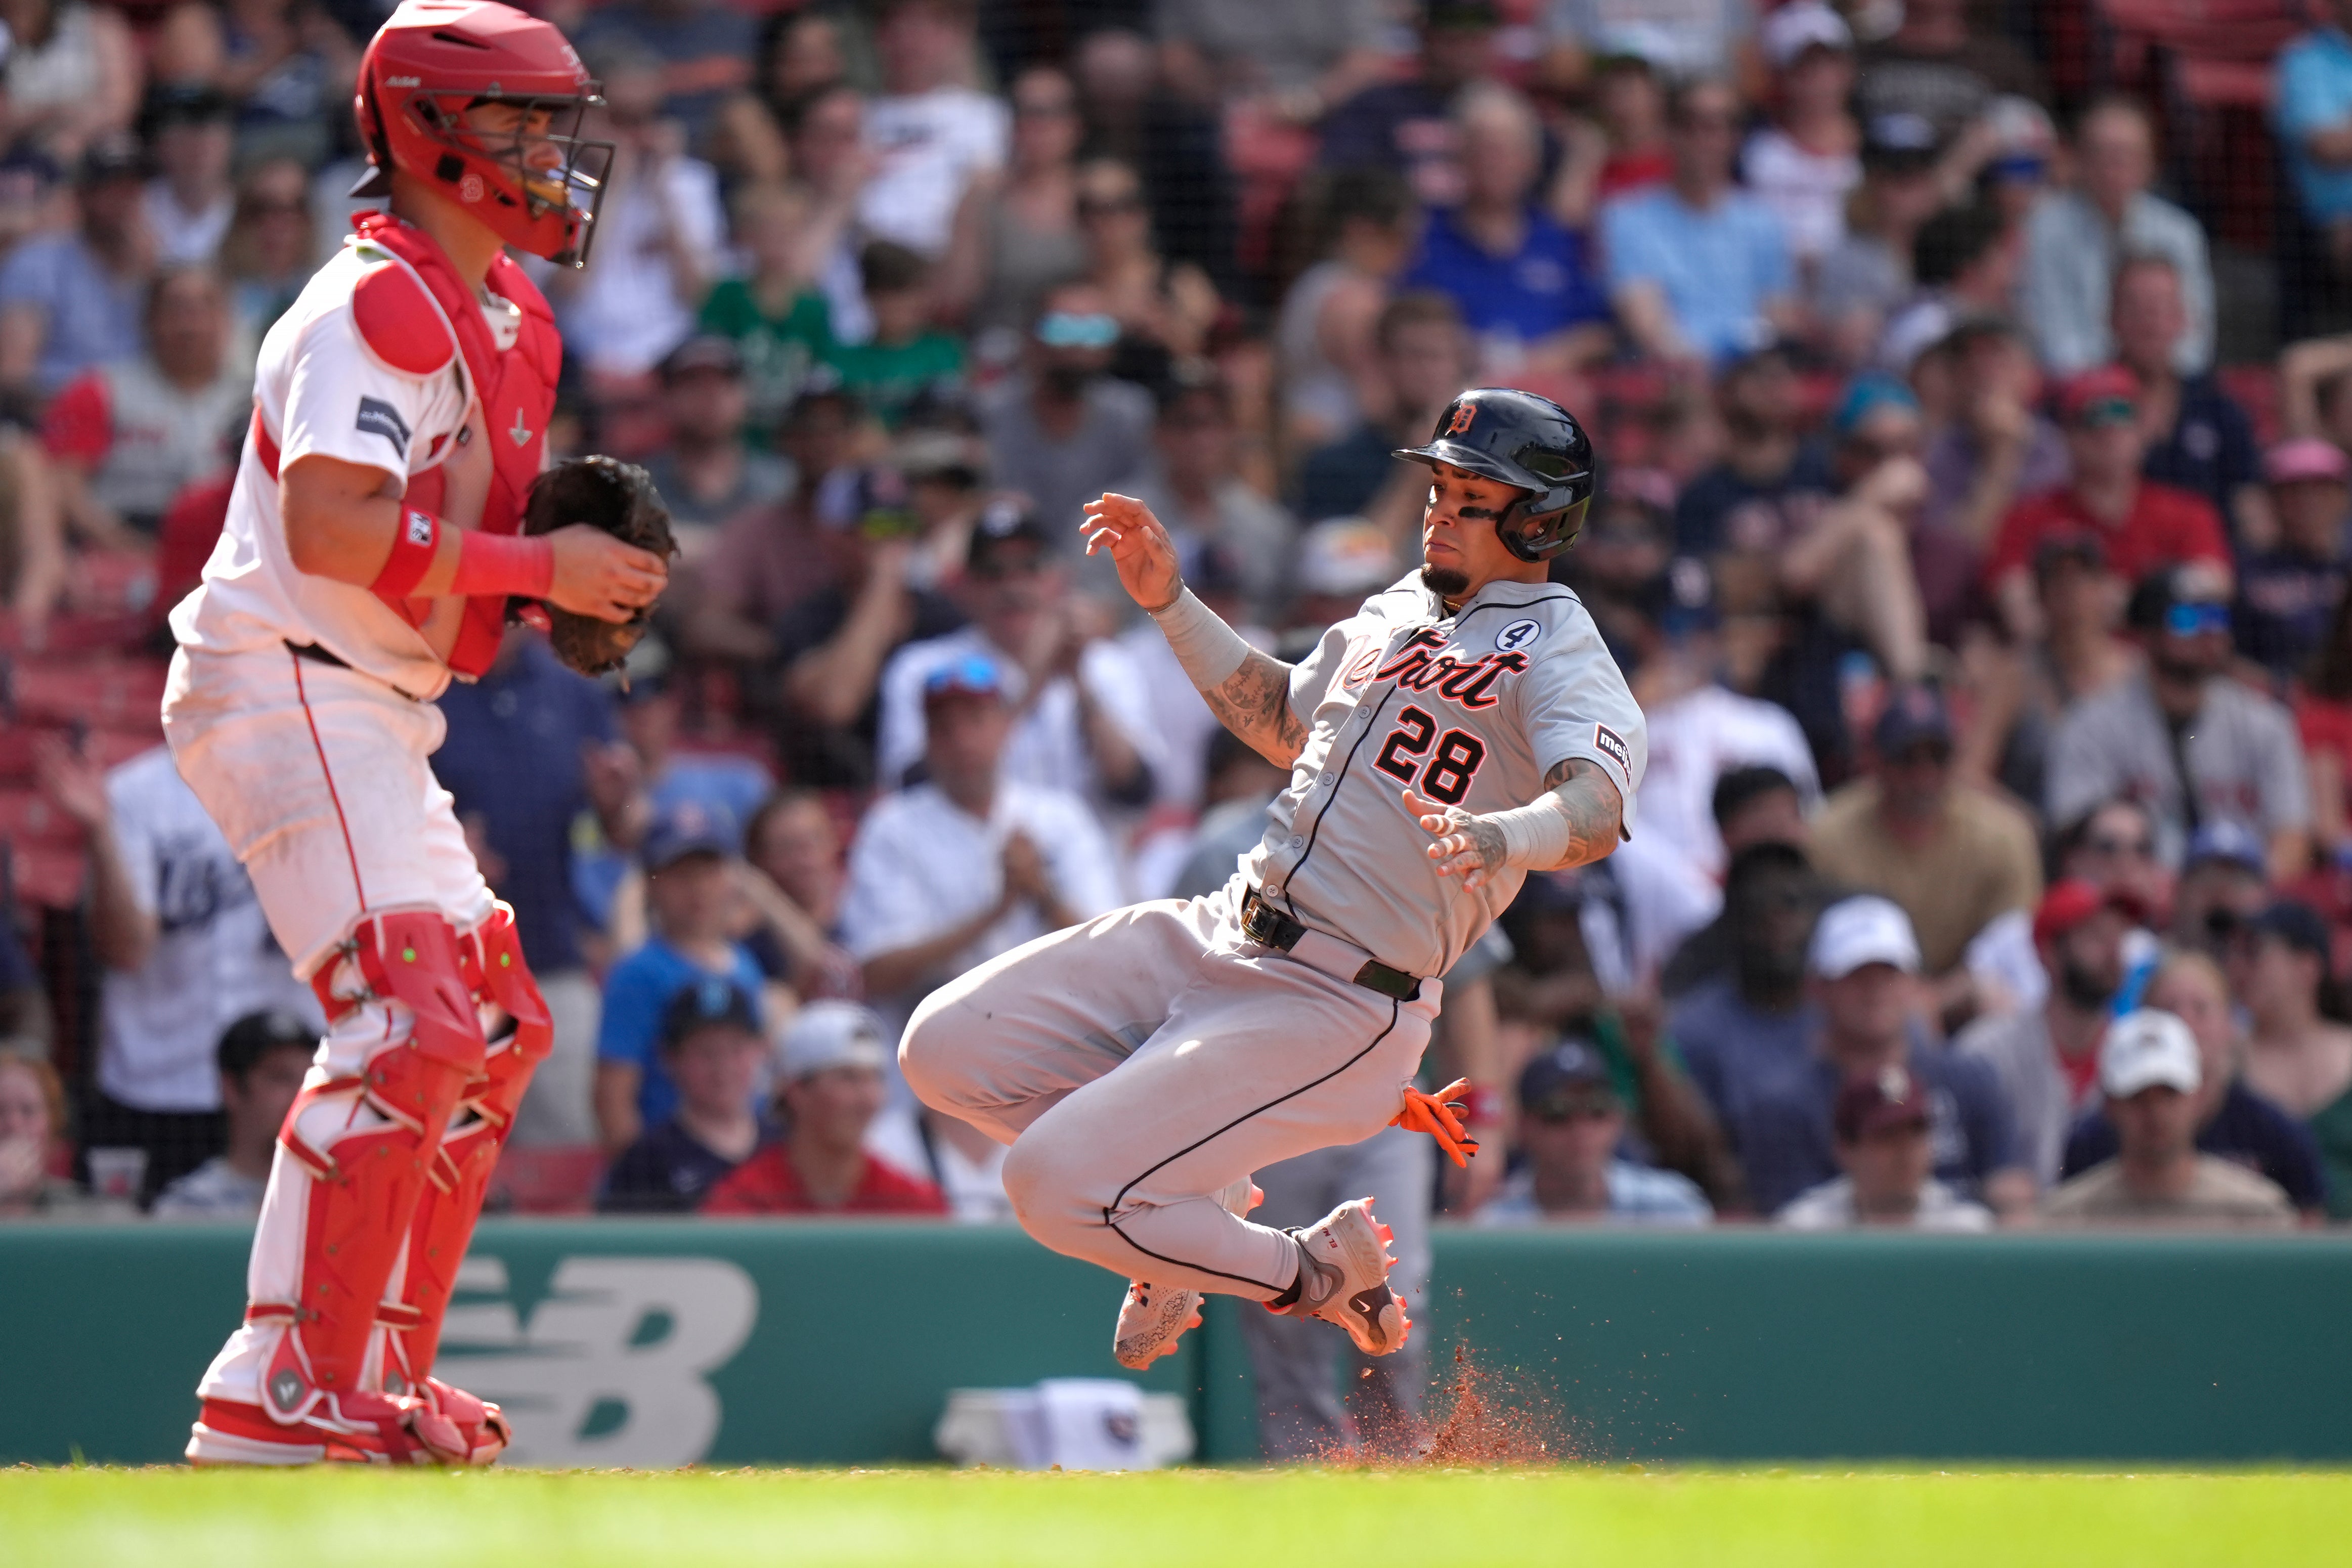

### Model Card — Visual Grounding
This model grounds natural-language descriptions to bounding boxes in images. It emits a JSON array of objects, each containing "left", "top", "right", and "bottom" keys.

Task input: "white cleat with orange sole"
[
  {"left": 1111, "top": 1177, "right": 1262, "bottom": 1370},
  {"left": 1275, "top": 1196, "right": 1411, "bottom": 1356}
]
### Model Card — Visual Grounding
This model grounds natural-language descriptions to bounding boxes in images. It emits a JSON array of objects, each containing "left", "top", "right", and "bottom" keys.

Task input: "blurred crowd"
[{"left": 11, "top": 0, "right": 2352, "bottom": 1243}]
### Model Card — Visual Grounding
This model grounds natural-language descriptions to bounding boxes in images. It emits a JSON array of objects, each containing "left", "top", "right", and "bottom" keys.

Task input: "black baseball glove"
[{"left": 519, "top": 455, "right": 677, "bottom": 677}]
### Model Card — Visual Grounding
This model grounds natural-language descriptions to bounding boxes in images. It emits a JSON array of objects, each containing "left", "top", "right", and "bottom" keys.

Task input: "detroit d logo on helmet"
[{"left": 1447, "top": 403, "right": 1476, "bottom": 436}]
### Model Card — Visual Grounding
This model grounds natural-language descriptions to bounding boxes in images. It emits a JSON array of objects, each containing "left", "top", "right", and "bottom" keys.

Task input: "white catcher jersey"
[
  {"left": 168, "top": 239, "right": 493, "bottom": 701},
  {"left": 1244, "top": 572, "right": 1647, "bottom": 979}
]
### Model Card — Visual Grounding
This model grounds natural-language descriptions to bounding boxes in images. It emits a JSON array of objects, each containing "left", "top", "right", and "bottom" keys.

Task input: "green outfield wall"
[{"left": 3, "top": 1222, "right": 2347, "bottom": 1467}]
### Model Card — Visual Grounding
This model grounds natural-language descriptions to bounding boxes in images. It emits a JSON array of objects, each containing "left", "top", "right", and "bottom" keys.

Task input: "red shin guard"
[
  {"left": 383, "top": 904, "right": 552, "bottom": 1454},
  {"left": 253, "top": 911, "right": 487, "bottom": 1430}
]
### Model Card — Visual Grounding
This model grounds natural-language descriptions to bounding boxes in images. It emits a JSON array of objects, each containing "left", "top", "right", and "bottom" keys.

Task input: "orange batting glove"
[{"left": 1391, "top": 1077, "right": 1479, "bottom": 1168}]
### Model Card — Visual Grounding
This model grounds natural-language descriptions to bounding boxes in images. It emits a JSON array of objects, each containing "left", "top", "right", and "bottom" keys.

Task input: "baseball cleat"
[
  {"left": 185, "top": 1391, "right": 447, "bottom": 1467},
  {"left": 1111, "top": 1178, "right": 1261, "bottom": 1370},
  {"left": 1274, "top": 1196, "right": 1411, "bottom": 1357}
]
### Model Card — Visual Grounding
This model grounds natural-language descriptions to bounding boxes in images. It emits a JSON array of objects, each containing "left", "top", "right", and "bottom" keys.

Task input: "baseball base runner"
[
  {"left": 167, "top": 0, "right": 669, "bottom": 1466},
  {"left": 902, "top": 386, "right": 1645, "bottom": 1366}
]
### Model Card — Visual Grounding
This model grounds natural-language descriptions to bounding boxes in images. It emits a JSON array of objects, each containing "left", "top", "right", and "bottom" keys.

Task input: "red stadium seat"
[{"left": 5, "top": 658, "right": 170, "bottom": 728}]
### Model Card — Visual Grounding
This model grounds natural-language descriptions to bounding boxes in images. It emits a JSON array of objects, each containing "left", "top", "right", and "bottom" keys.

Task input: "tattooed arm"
[
  {"left": 1407, "top": 757, "right": 1625, "bottom": 890},
  {"left": 1200, "top": 648, "right": 1311, "bottom": 769},
  {"left": 1080, "top": 490, "right": 1311, "bottom": 769}
]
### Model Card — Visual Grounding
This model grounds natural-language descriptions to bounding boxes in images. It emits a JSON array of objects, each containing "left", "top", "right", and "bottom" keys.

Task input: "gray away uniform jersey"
[{"left": 1244, "top": 572, "right": 1647, "bottom": 979}]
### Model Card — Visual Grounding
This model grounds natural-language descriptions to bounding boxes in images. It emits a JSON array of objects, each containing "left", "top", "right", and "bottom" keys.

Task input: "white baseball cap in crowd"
[
  {"left": 776, "top": 1000, "right": 891, "bottom": 1082},
  {"left": 2099, "top": 1009, "right": 2202, "bottom": 1099},
  {"left": 1296, "top": 517, "right": 1400, "bottom": 598},
  {"left": 1762, "top": 0, "right": 1852, "bottom": 68},
  {"left": 1807, "top": 895, "right": 1922, "bottom": 980}
]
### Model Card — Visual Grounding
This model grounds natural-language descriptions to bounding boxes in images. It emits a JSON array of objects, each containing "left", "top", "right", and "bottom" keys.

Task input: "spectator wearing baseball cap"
[
  {"left": 2061, "top": 949, "right": 2330, "bottom": 1220},
  {"left": 1808, "top": 683, "right": 2042, "bottom": 999},
  {"left": 150, "top": 1012, "right": 318, "bottom": 1221},
  {"left": 594, "top": 798, "right": 769, "bottom": 1156},
  {"left": 0, "top": 128, "right": 150, "bottom": 403},
  {"left": 1741, "top": 3, "right": 1859, "bottom": 268},
  {"left": 1775, "top": 1063, "right": 1994, "bottom": 1230},
  {"left": 1807, "top": 113, "right": 1947, "bottom": 363},
  {"left": 2229, "top": 900, "right": 2352, "bottom": 1218},
  {"left": 1983, "top": 367, "right": 2233, "bottom": 642},
  {"left": 598, "top": 977, "right": 771, "bottom": 1214},
  {"left": 2043, "top": 1009, "right": 2296, "bottom": 1227},
  {"left": 1955, "top": 880, "right": 2149, "bottom": 1186},
  {"left": 703, "top": 1001, "right": 949, "bottom": 1216},
  {"left": 842, "top": 648, "right": 1122, "bottom": 1040},
  {"left": 645, "top": 334, "right": 792, "bottom": 545},
  {"left": 2046, "top": 564, "right": 2311, "bottom": 878},
  {"left": 2234, "top": 438, "right": 2352, "bottom": 684},
  {"left": 1472, "top": 1039, "right": 1712, "bottom": 1228},
  {"left": 1691, "top": 895, "right": 2028, "bottom": 1216},
  {"left": 1317, "top": 1, "right": 1509, "bottom": 209}
]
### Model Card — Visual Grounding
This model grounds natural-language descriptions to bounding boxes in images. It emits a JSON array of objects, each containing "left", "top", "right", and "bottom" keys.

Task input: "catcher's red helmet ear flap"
[{"left": 353, "top": 0, "right": 612, "bottom": 267}]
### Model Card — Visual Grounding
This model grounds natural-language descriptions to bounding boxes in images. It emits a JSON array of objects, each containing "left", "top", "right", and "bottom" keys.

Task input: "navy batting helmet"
[{"left": 1392, "top": 387, "right": 1595, "bottom": 561}]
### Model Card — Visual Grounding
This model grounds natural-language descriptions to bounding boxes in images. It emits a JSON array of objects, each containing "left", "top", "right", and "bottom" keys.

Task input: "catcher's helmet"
[
  {"left": 353, "top": 0, "right": 611, "bottom": 266},
  {"left": 1392, "top": 387, "right": 1595, "bottom": 561}
]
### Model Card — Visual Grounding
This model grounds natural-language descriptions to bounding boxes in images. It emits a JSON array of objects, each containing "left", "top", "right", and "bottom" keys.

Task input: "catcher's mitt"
[{"left": 519, "top": 455, "right": 678, "bottom": 676}]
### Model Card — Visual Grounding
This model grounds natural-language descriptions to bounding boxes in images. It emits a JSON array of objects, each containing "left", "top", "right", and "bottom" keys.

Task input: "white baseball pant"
[
  {"left": 163, "top": 644, "right": 495, "bottom": 1405},
  {"left": 901, "top": 876, "right": 1441, "bottom": 1300}
]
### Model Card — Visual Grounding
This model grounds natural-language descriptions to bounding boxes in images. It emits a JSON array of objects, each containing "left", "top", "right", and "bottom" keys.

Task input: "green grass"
[{"left": 6, "top": 1467, "right": 2348, "bottom": 1568}]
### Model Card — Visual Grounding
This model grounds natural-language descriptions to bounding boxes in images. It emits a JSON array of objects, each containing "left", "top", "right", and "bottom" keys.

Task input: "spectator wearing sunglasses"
[
  {"left": 1983, "top": 366, "right": 2233, "bottom": 643},
  {"left": 2048, "top": 565, "right": 2312, "bottom": 878},
  {"left": 1472, "top": 1039, "right": 1712, "bottom": 1228},
  {"left": 982, "top": 280, "right": 1153, "bottom": 545}
]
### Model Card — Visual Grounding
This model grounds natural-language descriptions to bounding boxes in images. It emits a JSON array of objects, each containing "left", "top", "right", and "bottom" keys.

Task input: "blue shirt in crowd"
[
  {"left": 0, "top": 232, "right": 144, "bottom": 398},
  {"left": 596, "top": 936, "right": 767, "bottom": 1129},
  {"left": 2277, "top": 28, "right": 2352, "bottom": 223},
  {"left": 2062, "top": 1079, "right": 2330, "bottom": 1211},
  {"left": 1599, "top": 184, "right": 1793, "bottom": 363},
  {"left": 1677, "top": 996, "right": 2020, "bottom": 1215},
  {"left": 1400, "top": 203, "right": 1608, "bottom": 352},
  {"left": 433, "top": 637, "right": 618, "bottom": 975}
]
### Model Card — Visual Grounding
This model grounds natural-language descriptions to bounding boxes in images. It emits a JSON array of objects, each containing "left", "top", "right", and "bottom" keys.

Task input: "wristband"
[
  {"left": 369, "top": 508, "right": 442, "bottom": 599},
  {"left": 1149, "top": 586, "right": 1251, "bottom": 691},
  {"left": 448, "top": 530, "right": 556, "bottom": 600},
  {"left": 1486, "top": 792, "right": 1576, "bottom": 869}
]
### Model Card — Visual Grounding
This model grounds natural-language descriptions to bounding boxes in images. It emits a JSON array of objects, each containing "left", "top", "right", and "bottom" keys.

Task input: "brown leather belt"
[{"left": 1239, "top": 886, "right": 1421, "bottom": 1002}]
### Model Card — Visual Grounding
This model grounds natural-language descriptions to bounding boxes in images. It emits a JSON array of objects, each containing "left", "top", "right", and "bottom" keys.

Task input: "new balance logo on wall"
[{"left": 436, "top": 1255, "right": 758, "bottom": 1466}]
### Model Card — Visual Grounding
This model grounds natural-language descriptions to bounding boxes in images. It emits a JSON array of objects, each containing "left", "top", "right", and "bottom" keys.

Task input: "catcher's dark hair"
[{"left": 1711, "top": 764, "right": 1799, "bottom": 832}]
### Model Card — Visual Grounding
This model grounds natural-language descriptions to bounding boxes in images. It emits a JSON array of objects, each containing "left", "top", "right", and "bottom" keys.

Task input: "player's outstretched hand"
[
  {"left": 1079, "top": 492, "right": 1182, "bottom": 613},
  {"left": 544, "top": 524, "right": 669, "bottom": 625},
  {"left": 1406, "top": 786, "right": 1506, "bottom": 891}
]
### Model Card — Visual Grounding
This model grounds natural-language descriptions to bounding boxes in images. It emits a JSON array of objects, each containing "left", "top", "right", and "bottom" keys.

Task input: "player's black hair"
[{"left": 1711, "top": 765, "right": 1800, "bottom": 833}]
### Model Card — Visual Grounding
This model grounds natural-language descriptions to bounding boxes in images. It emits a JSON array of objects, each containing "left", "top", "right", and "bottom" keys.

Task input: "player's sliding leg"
[
  {"left": 375, "top": 901, "right": 551, "bottom": 1464},
  {"left": 1112, "top": 1177, "right": 1260, "bottom": 1371},
  {"left": 186, "top": 910, "right": 485, "bottom": 1465}
]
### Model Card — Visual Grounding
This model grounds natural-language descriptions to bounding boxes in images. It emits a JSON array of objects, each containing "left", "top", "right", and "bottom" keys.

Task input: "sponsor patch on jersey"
[
  {"left": 356, "top": 395, "right": 412, "bottom": 458},
  {"left": 404, "top": 510, "right": 434, "bottom": 546},
  {"left": 1495, "top": 618, "right": 1543, "bottom": 654},
  {"left": 1592, "top": 722, "right": 1631, "bottom": 776}
]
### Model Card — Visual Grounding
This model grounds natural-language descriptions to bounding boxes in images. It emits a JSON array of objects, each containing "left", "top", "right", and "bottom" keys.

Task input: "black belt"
[
  {"left": 284, "top": 639, "right": 422, "bottom": 703},
  {"left": 285, "top": 638, "right": 351, "bottom": 671},
  {"left": 1239, "top": 887, "right": 1421, "bottom": 1002}
]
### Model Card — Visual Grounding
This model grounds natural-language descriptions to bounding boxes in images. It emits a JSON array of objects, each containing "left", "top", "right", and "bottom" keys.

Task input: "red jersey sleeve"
[{"left": 40, "top": 370, "right": 111, "bottom": 469}]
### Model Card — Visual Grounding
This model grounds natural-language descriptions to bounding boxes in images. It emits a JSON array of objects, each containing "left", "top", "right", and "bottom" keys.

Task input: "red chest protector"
[{"left": 347, "top": 211, "right": 562, "bottom": 679}]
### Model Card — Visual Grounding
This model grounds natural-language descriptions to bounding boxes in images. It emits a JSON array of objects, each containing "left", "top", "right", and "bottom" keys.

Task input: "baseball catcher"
[{"left": 167, "top": 0, "right": 667, "bottom": 1466}]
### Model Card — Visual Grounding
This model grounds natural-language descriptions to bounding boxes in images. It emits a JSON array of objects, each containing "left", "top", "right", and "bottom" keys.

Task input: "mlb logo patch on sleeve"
[
  {"left": 1593, "top": 723, "right": 1630, "bottom": 774},
  {"left": 356, "top": 396, "right": 412, "bottom": 458}
]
